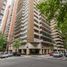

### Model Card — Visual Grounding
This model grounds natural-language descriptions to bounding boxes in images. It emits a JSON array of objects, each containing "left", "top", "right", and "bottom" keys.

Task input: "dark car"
[
  {"left": 13, "top": 52, "right": 21, "bottom": 56},
  {"left": 64, "top": 52, "right": 67, "bottom": 57}
]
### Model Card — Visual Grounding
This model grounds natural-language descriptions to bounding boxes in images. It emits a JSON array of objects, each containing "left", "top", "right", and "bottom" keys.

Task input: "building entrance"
[{"left": 30, "top": 49, "right": 40, "bottom": 55}]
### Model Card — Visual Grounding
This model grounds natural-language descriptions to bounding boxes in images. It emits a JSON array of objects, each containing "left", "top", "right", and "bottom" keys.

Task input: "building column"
[
  {"left": 26, "top": 48, "right": 30, "bottom": 55},
  {"left": 46, "top": 49, "right": 49, "bottom": 54},
  {"left": 22, "top": 49, "right": 24, "bottom": 54},
  {"left": 39, "top": 49, "right": 42, "bottom": 55},
  {"left": 43, "top": 49, "right": 45, "bottom": 55}
]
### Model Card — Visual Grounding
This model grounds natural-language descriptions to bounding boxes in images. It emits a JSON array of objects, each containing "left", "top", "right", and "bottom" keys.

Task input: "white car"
[
  {"left": 0, "top": 53, "right": 13, "bottom": 58},
  {"left": 53, "top": 51, "right": 63, "bottom": 57}
]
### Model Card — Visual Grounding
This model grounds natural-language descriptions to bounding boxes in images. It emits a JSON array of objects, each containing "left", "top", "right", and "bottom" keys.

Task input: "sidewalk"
[
  {"left": 37, "top": 55, "right": 53, "bottom": 59},
  {"left": 21, "top": 55, "right": 53, "bottom": 59}
]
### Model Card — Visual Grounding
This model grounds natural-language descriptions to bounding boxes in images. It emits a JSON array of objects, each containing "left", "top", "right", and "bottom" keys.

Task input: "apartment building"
[
  {"left": 7, "top": 0, "right": 19, "bottom": 51},
  {"left": 4, "top": 0, "right": 14, "bottom": 35},
  {"left": 0, "top": 0, "right": 2, "bottom": 12},
  {"left": 50, "top": 19, "right": 64, "bottom": 51},
  {"left": 0, "top": 0, "right": 7, "bottom": 29},
  {"left": 12, "top": 0, "right": 53, "bottom": 55}
]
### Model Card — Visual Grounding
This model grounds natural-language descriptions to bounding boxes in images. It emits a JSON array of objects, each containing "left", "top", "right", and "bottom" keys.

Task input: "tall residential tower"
[
  {"left": 0, "top": 0, "right": 7, "bottom": 28},
  {"left": 50, "top": 19, "right": 64, "bottom": 50},
  {"left": 12, "top": 0, "right": 53, "bottom": 55}
]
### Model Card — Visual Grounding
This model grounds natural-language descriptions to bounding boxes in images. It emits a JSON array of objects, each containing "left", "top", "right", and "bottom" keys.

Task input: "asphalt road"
[{"left": 0, "top": 56, "right": 67, "bottom": 67}]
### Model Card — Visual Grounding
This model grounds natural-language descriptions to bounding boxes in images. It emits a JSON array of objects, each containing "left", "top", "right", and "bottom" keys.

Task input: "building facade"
[
  {"left": 12, "top": 0, "right": 53, "bottom": 55},
  {"left": 50, "top": 19, "right": 64, "bottom": 51},
  {"left": 7, "top": 0, "right": 19, "bottom": 51},
  {"left": 3, "top": 0, "right": 14, "bottom": 35},
  {"left": 0, "top": 0, "right": 7, "bottom": 29}
]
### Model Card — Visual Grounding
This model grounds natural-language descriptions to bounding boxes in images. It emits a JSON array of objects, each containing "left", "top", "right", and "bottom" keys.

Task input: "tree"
[
  {"left": 13, "top": 38, "right": 22, "bottom": 52},
  {"left": 37, "top": 0, "right": 67, "bottom": 49},
  {"left": 0, "top": 32, "right": 7, "bottom": 51}
]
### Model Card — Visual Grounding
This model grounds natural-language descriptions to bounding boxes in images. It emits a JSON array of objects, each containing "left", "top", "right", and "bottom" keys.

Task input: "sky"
[{"left": 7, "top": 0, "right": 12, "bottom": 5}]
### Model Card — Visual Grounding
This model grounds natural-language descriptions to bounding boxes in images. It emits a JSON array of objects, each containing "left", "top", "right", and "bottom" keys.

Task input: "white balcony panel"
[
  {"left": 34, "top": 32, "right": 39, "bottom": 35},
  {"left": 20, "top": 30, "right": 27, "bottom": 34},
  {"left": 20, "top": 35, "right": 27, "bottom": 39},
  {"left": 34, "top": 38, "right": 40, "bottom": 42},
  {"left": 34, "top": 26, "right": 39, "bottom": 31}
]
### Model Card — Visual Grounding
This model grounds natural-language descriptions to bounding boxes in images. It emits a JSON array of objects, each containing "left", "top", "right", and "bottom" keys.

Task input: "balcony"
[
  {"left": 21, "top": 19, "right": 28, "bottom": 24},
  {"left": 34, "top": 38, "right": 40, "bottom": 42},
  {"left": 34, "top": 21, "right": 40, "bottom": 27},
  {"left": 42, "top": 40, "right": 53, "bottom": 45},
  {"left": 34, "top": 32, "right": 39, "bottom": 36},
  {"left": 20, "top": 30, "right": 27, "bottom": 34},
  {"left": 56, "top": 41, "right": 64, "bottom": 44},
  {"left": 21, "top": 22, "right": 28, "bottom": 27},
  {"left": 34, "top": 26, "right": 40, "bottom": 31},
  {"left": 43, "top": 35, "right": 52, "bottom": 40},
  {"left": 21, "top": 26, "right": 27, "bottom": 30},
  {"left": 14, "top": 33, "right": 21, "bottom": 37},
  {"left": 41, "top": 17, "right": 50, "bottom": 26},
  {"left": 57, "top": 45, "right": 64, "bottom": 47},
  {"left": 34, "top": 17, "right": 39, "bottom": 22},
  {"left": 14, "top": 29, "right": 21, "bottom": 35},
  {"left": 51, "top": 32, "right": 59, "bottom": 35},
  {"left": 15, "top": 25, "right": 21, "bottom": 31},
  {"left": 43, "top": 30, "right": 51, "bottom": 36},
  {"left": 34, "top": 9, "right": 40, "bottom": 15},
  {"left": 17, "top": 8, "right": 23, "bottom": 16},
  {"left": 20, "top": 35, "right": 27, "bottom": 39},
  {"left": 52, "top": 35, "right": 62, "bottom": 38},
  {"left": 42, "top": 25, "right": 51, "bottom": 32},
  {"left": 54, "top": 38, "right": 63, "bottom": 41}
]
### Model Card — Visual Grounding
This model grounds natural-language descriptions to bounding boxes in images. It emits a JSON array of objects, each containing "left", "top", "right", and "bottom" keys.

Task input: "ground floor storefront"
[
  {"left": 8, "top": 43, "right": 53, "bottom": 55},
  {"left": 18, "top": 48, "right": 52, "bottom": 55}
]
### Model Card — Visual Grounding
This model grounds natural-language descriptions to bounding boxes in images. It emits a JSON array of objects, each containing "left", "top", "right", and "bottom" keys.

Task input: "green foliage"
[
  {"left": 37, "top": 0, "right": 67, "bottom": 23},
  {"left": 0, "top": 32, "right": 7, "bottom": 51},
  {"left": 37, "top": 0, "right": 61, "bottom": 21},
  {"left": 13, "top": 38, "right": 21, "bottom": 50},
  {"left": 37, "top": 0, "right": 67, "bottom": 49}
]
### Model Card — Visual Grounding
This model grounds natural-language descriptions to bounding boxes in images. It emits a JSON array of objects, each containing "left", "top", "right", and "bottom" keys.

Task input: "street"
[{"left": 0, "top": 56, "right": 67, "bottom": 67}]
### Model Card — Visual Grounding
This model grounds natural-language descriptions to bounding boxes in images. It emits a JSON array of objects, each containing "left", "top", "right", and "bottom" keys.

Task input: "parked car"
[
  {"left": 13, "top": 52, "right": 21, "bottom": 56},
  {"left": 64, "top": 51, "right": 67, "bottom": 57},
  {"left": 0, "top": 53, "right": 13, "bottom": 58},
  {"left": 49, "top": 52, "right": 53, "bottom": 56},
  {"left": 53, "top": 51, "right": 63, "bottom": 57}
]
